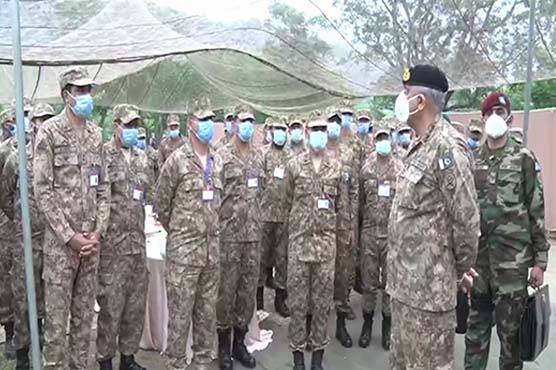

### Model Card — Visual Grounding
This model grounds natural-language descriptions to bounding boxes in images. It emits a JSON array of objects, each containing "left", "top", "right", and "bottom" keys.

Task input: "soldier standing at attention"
[
  {"left": 388, "top": 65, "right": 480, "bottom": 370},
  {"left": 156, "top": 100, "right": 221, "bottom": 370},
  {"left": 257, "top": 117, "right": 290, "bottom": 317},
  {"left": 96, "top": 105, "right": 151, "bottom": 370},
  {"left": 158, "top": 114, "right": 185, "bottom": 169},
  {"left": 466, "top": 120, "right": 484, "bottom": 151},
  {"left": 464, "top": 92, "right": 549, "bottom": 370},
  {"left": 0, "top": 103, "right": 54, "bottom": 368},
  {"left": 137, "top": 127, "right": 159, "bottom": 182},
  {"left": 216, "top": 106, "right": 264, "bottom": 370},
  {"left": 358, "top": 121, "right": 404, "bottom": 351},
  {"left": 285, "top": 111, "right": 345, "bottom": 370},
  {"left": 33, "top": 67, "right": 111, "bottom": 370},
  {"left": 287, "top": 115, "right": 306, "bottom": 156}
]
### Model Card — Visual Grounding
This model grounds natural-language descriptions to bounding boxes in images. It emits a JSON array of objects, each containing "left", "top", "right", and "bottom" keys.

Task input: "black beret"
[{"left": 402, "top": 64, "right": 449, "bottom": 93}]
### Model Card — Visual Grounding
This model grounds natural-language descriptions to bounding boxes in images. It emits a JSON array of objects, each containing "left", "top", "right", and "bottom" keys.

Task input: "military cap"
[
  {"left": 224, "top": 110, "right": 235, "bottom": 120},
  {"left": 357, "top": 110, "right": 372, "bottom": 121},
  {"left": 167, "top": 114, "right": 180, "bottom": 125},
  {"left": 325, "top": 106, "right": 340, "bottom": 121},
  {"left": 237, "top": 105, "right": 255, "bottom": 121},
  {"left": 402, "top": 64, "right": 449, "bottom": 93},
  {"left": 113, "top": 104, "right": 142, "bottom": 125},
  {"left": 58, "top": 67, "right": 95, "bottom": 90},
  {"left": 10, "top": 97, "right": 33, "bottom": 113},
  {"left": 468, "top": 119, "right": 483, "bottom": 133},
  {"left": 0, "top": 108, "right": 15, "bottom": 123},
  {"left": 288, "top": 114, "right": 304, "bottom": 127},
  {"left": 481, "top": 91, "right": 511, "bottom": 116},
  {"left": 30, "top": 103, "right": 55, "bottom": 120},
  {"left": 273, "top": 118, "right": 288, "bottom": 130},
  {"left": 373, "top": 121, "right": 391, "bottom": 138},
  {"left": 190, "top": 97, "right": 215, "bottom": 120},
  {"left": 307, "top": 110, "right": 327, "bottom": 128},
  {"left": 397, "top": 123, "right": 411, "bottom": 133},
  {"left": 138, "top": 127, "right": 147, "bottom": 139},
  {"left": 339, "top": 99, "right": 354, "bottom": 114}
]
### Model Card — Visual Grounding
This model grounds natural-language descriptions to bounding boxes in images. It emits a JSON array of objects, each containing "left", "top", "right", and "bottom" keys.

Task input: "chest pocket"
[
  {"left": 53, "top": 146, "right": 80, "bottom": 188},
  {"left": 109, "top": 165, "right": 126, "bottom": 183},
  {"left": 224, "top": 165, "right": 243, "bottom": 186},
  {"left": 496, "top": 163, "right": 522, "bottom": 206},
  {"left": 181, "top": 177, "right": 205, "bottom": 193},
  {"left": 398, "top": 164, "right": 424, "bottom": 210},
  {"left": 364, "top": 178, "right": 378, "bottom": 206}
]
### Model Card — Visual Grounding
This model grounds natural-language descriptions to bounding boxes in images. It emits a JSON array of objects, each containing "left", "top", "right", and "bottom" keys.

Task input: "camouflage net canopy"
[{"left": 0, "top": 0, "right": 555, "bottom": 115}]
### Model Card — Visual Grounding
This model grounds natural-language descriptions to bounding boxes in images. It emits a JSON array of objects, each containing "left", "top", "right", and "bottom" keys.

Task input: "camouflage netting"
[{"left": 0, "top": 0, "right": 555, "bottom": 115}]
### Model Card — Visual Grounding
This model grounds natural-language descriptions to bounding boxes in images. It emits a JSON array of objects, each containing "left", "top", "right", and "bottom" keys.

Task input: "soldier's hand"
[
  {"left": 67, "top": 233, "right": 91, "bottom": 253},
  {"left": 79, "top": 243, "right": 99, "bottom": 258},
  {"left": 460, "top": 268, "right": 478, "bottom": 294},
  {"left": 529, "top": 266, "right": 544, "bottom": 289},
  {"left": 84, "top": 232, "right": 101, "bottom": 243}
]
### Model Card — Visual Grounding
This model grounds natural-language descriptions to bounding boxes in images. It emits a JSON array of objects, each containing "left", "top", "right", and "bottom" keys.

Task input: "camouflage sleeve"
[
  {"left": 158, "top": 145, "right": 166, "bottom": 172},
  {"left": 350, "top": 149, "right": 361, "bottom": 246},
  {"left": 284, "top": 157, "right": 297, "bottom": 216},
  {"left": 154, "top": 155, "right": 180, "bottom": 232},
  {"left": 94, "top": 143, "right": 111, "bottom": 237},
  {"left": 144, "top": 153, "right": 157, "bottom": 205},
  {"left": 436, "top": 142, "right": 480, "bottom": 277},
  {"left": 357, "top": 170, "right": 366, "bottom": 250},
  {"left": 0, "top": 153, "right": 17, "bottom": 220},
  {"left": 33, "top": 128, "right": 75, "bottom": 245},
  {"left": 522, "top": 150, "right": 550, "bottom": 270}
]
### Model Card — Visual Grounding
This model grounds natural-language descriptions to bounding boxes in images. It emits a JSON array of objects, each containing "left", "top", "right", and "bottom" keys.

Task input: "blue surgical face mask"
[
  {"left": 136, "top": 139, "right": 146, "bottom": 150},
  {"left": 376, "top": 139, "right": 392, "bottom": 156},
  {"left": 273, "top": 129, "right": 287, "bottom": 146},
  {"left": 7, "top": 124, "right": 15, "bottom": 136},
  {"left": 121, "top": 128, "right": 139, "bottom": 148},
  {"left": 169, "top": 128, "right": 180, "bottom": 139},
  {"left": 290, "top": 128, "right": 303, "bottom": 144},
  {"left": 467, "top": 137, "right": 480, "bottom": 150},
  {"left": 69, "top": 93, "right": 94, "bottom": 119},
  {"left": 327, "top": 122, "right": 341, "bottom": 140},
  {"left": 309, "top": 131, "right": 328, "bottom": 151},
  {"left": 399, "top": 132, "right": 411, "bottom": 146},
  {"left": 358, "top": 122, "right": 370, "bottom": 136},
  {"left": 341, "top": 113, "right": 353, "bottom": 128},
  {"left": 238, "top": 121, "right": 254, "bottom": 142},
  {"left": 196, "top": 119, "right": 214, "bottom": 144},
  {"left": 225, "top": 120, "right": 234, "bottom": 134}
]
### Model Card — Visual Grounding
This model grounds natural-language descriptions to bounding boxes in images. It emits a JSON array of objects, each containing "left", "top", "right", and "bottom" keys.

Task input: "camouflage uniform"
[
  {"left": 96, "top": 133, "right": 152, "bottom": 362},
  {"left": 387, "top": 120, "right": 480, "bottom": 370},
  {"left": 0, "top": 142, "right": 45, "bottom": 351},
  {"left": 155, "top": 141, "right": 221, "bottom": 369},
  {"left": 259, "top": 142, "right": 290, "bottom": 291},
  {"left": 284, "top": 150, "right": 345, "bottom": 352},
  {"left": 359, "top": 151, "right": 403, "bottom": 316},
  {"left": 464, "top": 135, "right": 550, "bottom": 370},
  {"left": 33, "top": 109, "right": 111, "bottom": 370},
  {"left": 158, "top": 135, "right": 186, "bottom": 169},
  {"left": 216, "top": 141, "right": 264, "bottom": 329}
]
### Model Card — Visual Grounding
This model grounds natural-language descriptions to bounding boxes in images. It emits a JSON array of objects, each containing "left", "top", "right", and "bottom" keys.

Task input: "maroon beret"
[{"left": 481, "top": 92, "right": 511, "bottom": 116}]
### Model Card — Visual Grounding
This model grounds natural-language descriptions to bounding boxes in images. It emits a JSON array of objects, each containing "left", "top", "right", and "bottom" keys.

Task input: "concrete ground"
[{"left": 2, "top": 248, "right": 555, "bottom": 370}]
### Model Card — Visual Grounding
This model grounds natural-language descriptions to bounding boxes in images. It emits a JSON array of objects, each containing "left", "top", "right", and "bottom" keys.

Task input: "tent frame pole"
[
  {"left": 10, "top": 0, "right": 42, "bottom": 368},
  {"left": 523, "top": 0, "right": 536, "bottom": 145}
]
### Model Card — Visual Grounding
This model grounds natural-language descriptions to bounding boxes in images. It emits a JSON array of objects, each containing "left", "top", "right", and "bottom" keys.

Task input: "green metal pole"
[
  {"left": 523, "top": 0, "right": 536, "bottom": 146},
  {"left": 10, "top": 0, "right": 42, "bottom": 368}
]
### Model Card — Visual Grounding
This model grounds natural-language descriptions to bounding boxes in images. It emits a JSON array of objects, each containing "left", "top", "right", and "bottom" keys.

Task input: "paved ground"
[{"left": 2, "top": 248, "right": 555, "bottom": 370}]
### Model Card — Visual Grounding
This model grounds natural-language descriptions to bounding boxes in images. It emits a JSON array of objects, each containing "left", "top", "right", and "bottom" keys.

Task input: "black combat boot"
[
  {"left": 381, "top": 314, "right": 391, "bottom": 350},
  {"left": 98, "top": 359, "right": 113, "bottom": 370},
  {"left": 274, "top": 289, "right": 290, "bottom": 318},
  {"left": 265, "top": 267, "right": 276, "bottom": 289},
  {"left": 15, "top": 347, "right": 30, "bottom": 370},
  {"left": 358, "top": 311, "right": 373, "bottom": 348},
  {"left": 310, "top": 349, "right": 324, "bottom": 370},
  {"left": 292, "top": 351, "right": 305, "bottom": 370},
  {"left": 119, "top": 354, "right": 147, "bottom": 370},
  {"left": 335, "top": 312, "right": 353, "bottom": 348},
  {"left": 256, "top": 286, "right": 264, "bottom": 311},
  {"left": 232, "top": 326, "right": 256, "bottom": 368},
  {"left": 217, "top": 328, "right": 233, "bottom": 370},
  {"left": 3, "top": 321, "right": 15, "bottom": 360}
]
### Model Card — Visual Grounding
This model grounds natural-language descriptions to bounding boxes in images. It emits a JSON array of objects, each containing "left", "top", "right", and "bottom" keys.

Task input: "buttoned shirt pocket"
[{"left": 53, "top": 146, "right": 80, "bottom": 188}]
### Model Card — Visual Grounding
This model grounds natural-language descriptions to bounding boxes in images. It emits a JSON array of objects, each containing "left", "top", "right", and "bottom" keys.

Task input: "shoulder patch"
[{"left": 438, "top": 150, "right": 454, "bottom": 171}]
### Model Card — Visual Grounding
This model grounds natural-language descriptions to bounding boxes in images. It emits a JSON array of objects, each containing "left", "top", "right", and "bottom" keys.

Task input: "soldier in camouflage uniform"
[
  {"left": 158, "top": 114, "right": 186, "bottom": 169},
  {"left": 96, "top": 105, "right": 151, "bottom": 370},
  {"left": 0, "top": 103, "right": 54, "bottom": 368},
  {"left": 324, "top": 106, "right": 358, "bottom": 347},
  {"left": 257, "top": 117, "right": 290, "bottom": 317},
  {"left": 137, "top": 127, "right": 159, "bottom": 182},
  {"left": 466, "top": 120, "right": 483, "bottom": 151},
  {"left": 0, "top": 107, "right": 18, "bottom": 360},
  {"left": 156, "top": 100, "right": 220, "bottom": 370},
  {"left": 464, "top": 92, "right": 550, "bottom": 370},
  {"left": 356, "top": 110, "right": 374, "bottom": 150},
  {"left": 215, "top": 106, "right": 264, "bottom": 370},
  {"left": 388, "top": 65, "right": 480, "bottom": 370},
  {"left": 285, "top": 112, "right": 345, "bottom": 370},
  {"left": 358, "top": 121, "right": 404, "bottom": 351},
  {"left": 33, "top": 67, "right": 111, "bottom": 370},
  {"left": 287, "top": 115, "right": 306, "bottom": 156}
]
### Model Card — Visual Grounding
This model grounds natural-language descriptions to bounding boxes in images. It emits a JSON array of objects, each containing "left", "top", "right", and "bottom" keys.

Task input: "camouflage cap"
[
  {"left": 30, "top": 103, "right": 55, "bottom": 120},
  {"left": 468, "top": 119, "right": 483, "bottom": 133},
  {"left": 113, "top": 104, "right": 142, "bottom": 125},
  {"left": 137, "top": 127, "right": 147, "bottom": 139},
  {"left": 190, "top": 97, "right": 215, "bottom": 120},
  {"left": 396, "top": 121, "right": 411, "bottom": 133},
  {"left": 357, "top": 110, "right": 372, "bottom": 121},
  {"left": 373, "top": 121, "right": 391, "bottom": 138},
  {"left": 10, "top": 97, "right": 33, "bottom": 112},
  {"left": 339, "top": 99, "right": 354, "bottom": 114},
  {"left": 58, "top": 67, "right": 95, "bottom": 90},
  {"left": 167, "top": 114, "right": 180, "bottom": 125},
  {"left": 0, "top": 108, "right": 15, "bottom": 123},
  {"left": 237, "top": 105, "right": 255, "bottom": 121},
  {"left": 288, "top": 114, "right": 304, "bottom": 127},
  {"left": 307, "top": 110, "right": 327, "bottom": 128},
  {"left": 325, "top": 106, "right": 341, "bottom": 121},
  {"left": 224, "top": 109, "right": 235, "bottom": 119}
]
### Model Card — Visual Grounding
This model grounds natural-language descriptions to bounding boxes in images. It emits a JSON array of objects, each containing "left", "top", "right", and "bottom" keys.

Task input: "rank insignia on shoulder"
[{"left": 438, "top": 150, "right": 454, "bottom": 171}]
